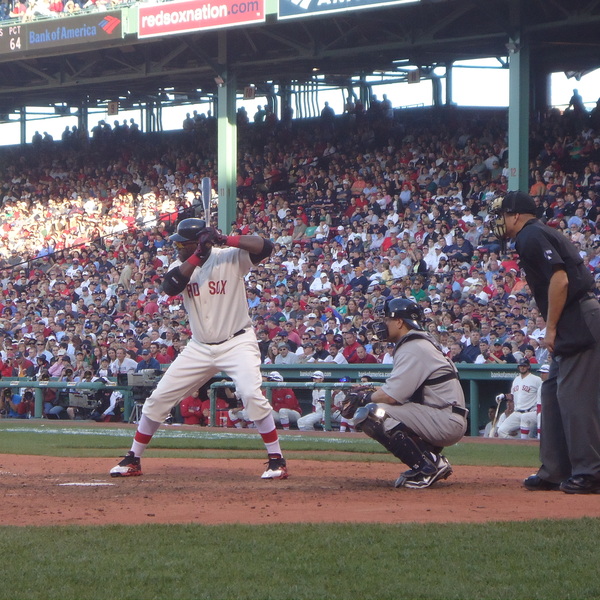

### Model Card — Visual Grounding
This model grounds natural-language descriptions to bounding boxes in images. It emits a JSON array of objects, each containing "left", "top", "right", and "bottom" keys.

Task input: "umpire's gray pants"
[{"left": 538, "top": 298, "right": 600, "bottom": 482}]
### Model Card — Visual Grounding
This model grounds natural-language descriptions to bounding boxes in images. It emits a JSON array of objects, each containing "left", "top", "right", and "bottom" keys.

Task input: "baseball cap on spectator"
[
  {"left": 539, "top": 363, "right": 550, "bottom": 373},
  {"left": 277, "top": 342, "right": 289, "bottom": 349},
  {"left": 267, "top": 371, "right": 284, "bottom": 382},
  {"left": 311, "top": 370, "right": 324, "bottom": 379},
  {"left": 508, "top": 294, "right": 517, "bottom": 300},
  {"left": 307, "top": 313, "right": 317, "bottom": 319},
  {"left": 14, "top": 352, "right": 23, "bottom": 359},
  {"left": 337, "top": 226, "right": 344, "bottom": 231}
]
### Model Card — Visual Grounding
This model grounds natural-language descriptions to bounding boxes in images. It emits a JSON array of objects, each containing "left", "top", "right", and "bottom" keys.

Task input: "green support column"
[
  {"left": 217, "top": 74, "right": 237, "bottom": 234},
  {"left": 20, "top": 107, "right": 26, "bottom": 145},
  {"left": 217, "top": 31, "right": 238, "bottom": 235},
  {"left": 445, "top": 62, "right": 453, "bottom": 106},
  {"left": 507, "top": 36, "right": 530, "bottom": 193},
  {"left": 469, "top": 380, "right": 479, "bottom": 437}
]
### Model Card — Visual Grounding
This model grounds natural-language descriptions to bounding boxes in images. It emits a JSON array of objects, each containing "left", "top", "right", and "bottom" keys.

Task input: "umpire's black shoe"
[
  {"left": 523, "top": 474, "right": 561, "bottom": 491},
  {"left": 560, "top": 474, "right": 600, "bottom": 494}
]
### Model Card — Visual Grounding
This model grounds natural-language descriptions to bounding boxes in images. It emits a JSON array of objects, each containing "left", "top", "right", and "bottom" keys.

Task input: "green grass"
[
  {"left": 0, "top": 420, "right": 541, "bottom": 466},
  {"left": 0, "top": 520, "right": 599, "bottom": 600},
  {"left": 0, "top": 420, "right": 589, "bottom": 600}
]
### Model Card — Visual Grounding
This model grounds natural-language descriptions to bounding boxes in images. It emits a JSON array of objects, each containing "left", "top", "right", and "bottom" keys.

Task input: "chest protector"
[{"left": 393, "top": 331, "right": 460, "bottom": 405}]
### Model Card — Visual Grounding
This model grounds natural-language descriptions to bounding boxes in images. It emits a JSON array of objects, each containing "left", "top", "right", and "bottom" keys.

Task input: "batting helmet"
[
  {"left": 169, "top": 218, "right": 207, "bottom": 243},
  {"left": 375, "top": 297, "right": 424, "bottom": 331}
]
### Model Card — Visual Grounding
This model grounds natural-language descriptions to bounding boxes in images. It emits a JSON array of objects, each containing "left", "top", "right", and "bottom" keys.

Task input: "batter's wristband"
[
  {"left": 186, "top": 255, "right": 202, "bottom": 268},
  {"left": 226, "top": 236, "right": 241, "bottom": 248}
]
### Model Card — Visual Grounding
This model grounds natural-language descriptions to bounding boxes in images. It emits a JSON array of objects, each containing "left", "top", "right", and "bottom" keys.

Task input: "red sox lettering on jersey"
[
  {"left": 175, "top": 247, "right": 253, "bottom": 344},
  {"left": 511, "top": 372, "right": 541, "bottom": 411},
  {"left": 186, "top": 280, "right": 227, "bottom": 297}
]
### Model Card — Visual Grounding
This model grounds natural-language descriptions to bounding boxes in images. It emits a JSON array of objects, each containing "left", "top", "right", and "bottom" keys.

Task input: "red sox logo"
[{"left": 186, "top": 280, "right": 227, "bottom": 297}]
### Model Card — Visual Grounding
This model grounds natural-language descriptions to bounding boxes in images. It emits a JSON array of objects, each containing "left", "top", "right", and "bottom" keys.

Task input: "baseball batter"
[
  {"left": 342, "top": 298, "right": 468, "bottom": 489},
  {"left": 110, "top": 218, "right": 288, "bottom": 480},
  {"left": 495, "top": 358, "right": 541, "bottom": 439}
]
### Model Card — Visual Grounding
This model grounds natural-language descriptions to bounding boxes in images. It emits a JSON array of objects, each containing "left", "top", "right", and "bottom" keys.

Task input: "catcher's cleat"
[
  {"left": 261, "top": 456, "right": 288, "bottom": 480},
  {"left": 110, "top": 451, "right": 142, "bottom": 477},
  {"left": 396, "top": 455, "right": 452, "bottom": 489},
  {"left": 394, "top": 467, "right": 420, "bottom": 488}
]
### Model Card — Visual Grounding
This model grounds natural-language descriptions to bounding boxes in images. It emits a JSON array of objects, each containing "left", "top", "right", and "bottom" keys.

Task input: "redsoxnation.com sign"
[{"left": 138, "top": 0, "right": 265, "bottom": 38}]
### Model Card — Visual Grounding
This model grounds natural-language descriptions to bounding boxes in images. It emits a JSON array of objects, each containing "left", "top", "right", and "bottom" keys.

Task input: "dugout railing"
[{"left": 0, "top": 363, "right": 531, "bottom": 436}]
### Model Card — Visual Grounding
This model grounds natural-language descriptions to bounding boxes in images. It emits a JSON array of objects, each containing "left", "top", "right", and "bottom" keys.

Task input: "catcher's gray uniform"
[{"left": 379, "top": 331, "right": 467, "bottom": 448}]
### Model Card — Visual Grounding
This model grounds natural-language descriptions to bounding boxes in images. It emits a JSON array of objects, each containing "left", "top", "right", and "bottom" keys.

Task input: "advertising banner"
[
  {"left": 138, "top": 0, "right": 265, "bottom": 38},
  {"left": 278, "top": 0, "right": 417, "bottom": 20}
]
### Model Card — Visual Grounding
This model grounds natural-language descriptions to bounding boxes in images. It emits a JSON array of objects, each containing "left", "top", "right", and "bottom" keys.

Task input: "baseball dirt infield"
[{"left": 2, "top": 454, "right": 599, "bottom": 526}]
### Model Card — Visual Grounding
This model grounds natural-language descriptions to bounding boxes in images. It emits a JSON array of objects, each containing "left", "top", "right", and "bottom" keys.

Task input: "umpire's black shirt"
[{"left": 515, "top": 218, "right": 595, "bottom": 355}]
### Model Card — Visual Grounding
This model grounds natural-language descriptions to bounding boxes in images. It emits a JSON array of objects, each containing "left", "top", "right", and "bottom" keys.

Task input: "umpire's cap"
[
  {"left": 500, "top": 191, "right": 537, "bottom": 215},
  {"left": 376, "top": 297, "right": 424, "bottom": 331},
  {"left": 170, "top": 218, "right": 207, "bottom": 243}
]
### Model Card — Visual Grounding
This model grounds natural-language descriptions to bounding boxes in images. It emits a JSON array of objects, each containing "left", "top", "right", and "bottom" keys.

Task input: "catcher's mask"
[
  {"left": 372, "top": 297, "right": 424, "bottom": 340},
  {"left": 488, "top": 191, "right": 537, "bottom": 251},
  {"left": 169, "top": 218, "right": 207, "bottom": 244}
]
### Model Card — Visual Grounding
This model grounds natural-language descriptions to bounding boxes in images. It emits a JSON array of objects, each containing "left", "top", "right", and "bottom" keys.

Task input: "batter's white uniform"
[
  {"left": 142, "top": 247, "right": 273, "bottom": 424},
  {"left": 497, "top": 372, "right": 541, "bottom": 439}
]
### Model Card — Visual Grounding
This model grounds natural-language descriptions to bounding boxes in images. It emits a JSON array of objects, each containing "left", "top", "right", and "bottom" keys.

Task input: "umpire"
[{"left": 490, "top": 191, "right": 600, "bottom": 494}]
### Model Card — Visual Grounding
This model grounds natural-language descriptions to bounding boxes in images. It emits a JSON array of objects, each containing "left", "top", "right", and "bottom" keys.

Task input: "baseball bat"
[
  {"left": 489, "top": 400, "right": 502, "bottom": 437},
  {"left": 201, "top": 177, "right": 212, "bottom": 224}
]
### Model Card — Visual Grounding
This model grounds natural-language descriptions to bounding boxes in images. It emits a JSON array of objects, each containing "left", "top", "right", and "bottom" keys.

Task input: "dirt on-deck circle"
[{"left": 1, "top": 451, "right": 600, "bottom": 526}]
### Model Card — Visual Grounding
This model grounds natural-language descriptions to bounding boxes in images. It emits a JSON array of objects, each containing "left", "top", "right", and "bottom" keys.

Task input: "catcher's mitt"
[{"left": 340, "top": 386, "right": 375, "bottom": 419}]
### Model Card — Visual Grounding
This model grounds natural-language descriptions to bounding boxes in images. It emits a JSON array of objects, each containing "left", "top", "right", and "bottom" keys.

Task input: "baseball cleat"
[
  {"left": 522, "top": 474, "right": 561, "bottom": 491},
  {"left": 559, "top": 474, "right": 600, "bottom": 494},
  {"left": 396, "top": 455, "right": 452, "bottom": 489},
  {"left": 261, "top": 456, "right": 288, "bottom": 480},
  {"left": 110, "top": 451, "right": 142, "bottom": 477}
]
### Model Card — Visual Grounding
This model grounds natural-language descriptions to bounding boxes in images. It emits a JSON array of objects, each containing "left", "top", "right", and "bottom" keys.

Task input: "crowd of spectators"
[
  {"left": 1, "top": 0, "right": 137, "bottom": 22},
  {"left": 0, "top": 96, "right": 600, "bottom": 420}
]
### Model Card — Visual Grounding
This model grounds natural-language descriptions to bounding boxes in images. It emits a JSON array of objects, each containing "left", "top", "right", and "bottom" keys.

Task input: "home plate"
[{"left": 59, "top": 482, "right": 116, "bottom": 486}]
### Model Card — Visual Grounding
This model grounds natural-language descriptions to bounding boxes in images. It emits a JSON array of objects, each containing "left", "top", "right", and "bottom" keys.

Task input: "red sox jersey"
[
  {"left": 511, "top": 372, "right": 542, "bottom": 411},
  {"left": 270, "top": 388, "right": 302, "bottom": 414},
  {"left": 170, "top": 247, "right": 253, "bottom": 344}
]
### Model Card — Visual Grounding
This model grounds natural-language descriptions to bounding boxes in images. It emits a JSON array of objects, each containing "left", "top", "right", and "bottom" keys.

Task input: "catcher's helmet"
[
  {"left": 377, "top": 297, "right": 424, "bottom": 330},
  {"left": 169, "top": 218, "right": 207, "bottom": 243}
]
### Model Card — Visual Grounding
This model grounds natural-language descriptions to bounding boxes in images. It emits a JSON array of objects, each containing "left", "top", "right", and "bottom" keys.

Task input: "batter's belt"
[{"left": 204, "top": 328, "right": 246, "bottom": 346}]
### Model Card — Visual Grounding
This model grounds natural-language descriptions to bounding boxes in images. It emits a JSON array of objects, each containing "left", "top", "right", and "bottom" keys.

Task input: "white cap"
[
  {"left": 538, "top": 363, "right": 550, "bottom": 373},
  {"left": 311, "top": 370, "right": 325, "bottom": 379},
  {"left": 267, "top": 371, "right": 284, "bottom": 382}
]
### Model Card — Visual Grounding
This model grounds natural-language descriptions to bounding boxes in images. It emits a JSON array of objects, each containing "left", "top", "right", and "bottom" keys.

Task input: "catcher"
[{"left": 340, "top": 298, "right": 468, "bottom": 489}]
